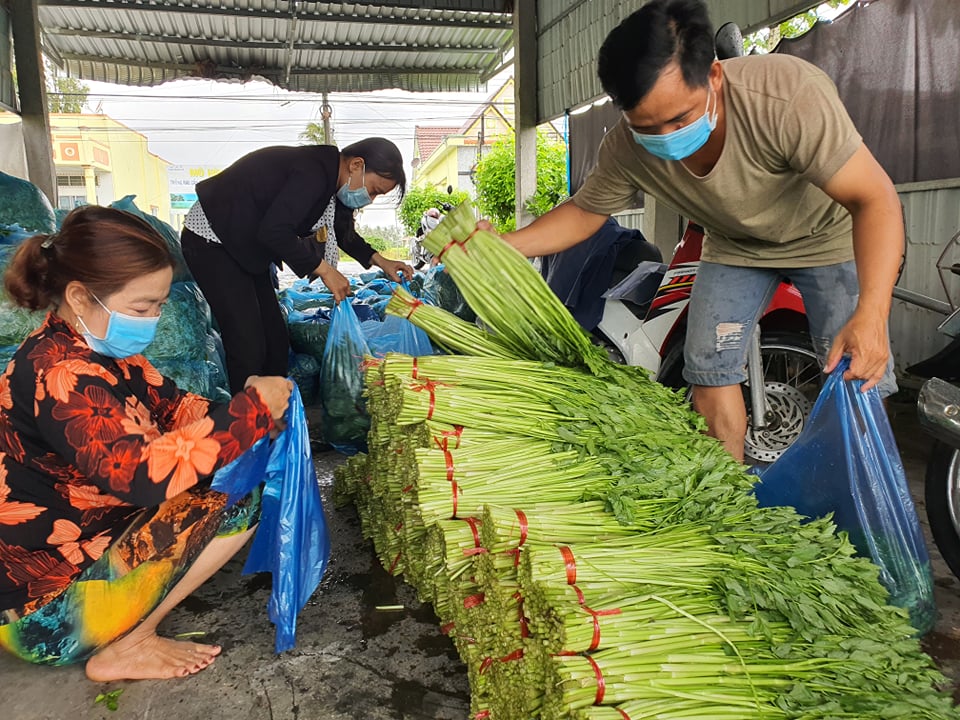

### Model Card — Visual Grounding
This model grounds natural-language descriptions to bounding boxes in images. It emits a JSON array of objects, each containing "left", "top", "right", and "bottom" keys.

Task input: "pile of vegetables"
[{"left": 334, "top": 201, "right": 958, "bottom": 719}]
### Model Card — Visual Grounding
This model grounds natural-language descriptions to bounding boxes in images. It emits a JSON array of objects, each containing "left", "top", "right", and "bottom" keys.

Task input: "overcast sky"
[{"left": 82, "top": 73, "right": 509, "bottom": 228}]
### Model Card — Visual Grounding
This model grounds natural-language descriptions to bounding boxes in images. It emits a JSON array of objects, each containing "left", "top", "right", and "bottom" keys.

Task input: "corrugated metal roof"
[
  {"left": 37, "top": 0, "right": 513, "bottom": 94},
  {"left": 536, "top": 0, "right": 824, "bottom": 121}
]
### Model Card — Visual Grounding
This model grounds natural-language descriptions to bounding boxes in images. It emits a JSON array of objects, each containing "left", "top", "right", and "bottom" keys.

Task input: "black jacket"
[{"left": 195, "top": 145, "right": 376, "bottom": 277}]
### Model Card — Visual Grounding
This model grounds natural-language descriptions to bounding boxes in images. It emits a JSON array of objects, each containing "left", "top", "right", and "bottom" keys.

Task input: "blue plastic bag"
[
  {"left": 320, "top": 300, "right": 372, "bottom": 453},
  {"left": 213, "top": 385, "right": 330, "bottom": 653},
  {"left": 364, "top": 314, "right": 434, "bottom": 358},
  {"left": 754, "top": 359, "right": 935, "bottom": 633}
]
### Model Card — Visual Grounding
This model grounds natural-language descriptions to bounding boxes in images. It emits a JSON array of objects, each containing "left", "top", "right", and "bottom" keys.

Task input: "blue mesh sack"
[{"left": 754, "top": 359, "right": 935, "bottom": 633}]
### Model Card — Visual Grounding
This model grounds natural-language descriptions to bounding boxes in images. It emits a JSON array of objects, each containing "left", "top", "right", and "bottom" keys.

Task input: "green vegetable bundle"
[{"left": 332, "top": 202, "right": 959, "bottom": 719}]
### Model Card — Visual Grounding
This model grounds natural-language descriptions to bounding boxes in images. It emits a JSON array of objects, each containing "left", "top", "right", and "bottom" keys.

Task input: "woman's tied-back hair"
[
  {"left": 4, "top": 205, "right": 176, "bottom": 311},
  {"left": 597, "top": 0, "right": 716, "bottom": 111},
  {"left": 341, "top": 137, "right": 407, "bottom": 200}
]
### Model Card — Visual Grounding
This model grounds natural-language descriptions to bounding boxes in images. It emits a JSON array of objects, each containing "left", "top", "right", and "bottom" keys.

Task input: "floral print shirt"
[{"left": 0, "top": 313, "right": 274, "bottom": 614}]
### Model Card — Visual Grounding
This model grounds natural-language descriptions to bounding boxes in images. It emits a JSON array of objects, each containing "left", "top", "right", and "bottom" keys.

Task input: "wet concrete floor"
[{"left": 3, "top": 398, "right": 960, "bottom": 719}]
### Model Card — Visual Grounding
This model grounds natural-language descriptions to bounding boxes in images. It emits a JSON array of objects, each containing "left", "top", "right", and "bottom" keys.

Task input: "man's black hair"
[{"left": 597, "top": 0, "right": 716, "bottom": 111}]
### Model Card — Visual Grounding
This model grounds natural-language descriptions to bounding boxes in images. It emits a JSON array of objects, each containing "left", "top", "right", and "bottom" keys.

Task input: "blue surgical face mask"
[
  {"left": 337, "top": 162, "right": 372, "bottom": 209},
  {"left": 78, "top": 294, "right": 161, "bottom": 359},
  {"left": 630, "top": 86, "right": 718, "bottom": 161}
]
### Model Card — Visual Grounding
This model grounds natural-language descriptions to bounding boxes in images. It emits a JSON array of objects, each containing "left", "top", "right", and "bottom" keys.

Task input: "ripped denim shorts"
[{"left": 682, "top": 260, "right": 897, "bottom": 397}]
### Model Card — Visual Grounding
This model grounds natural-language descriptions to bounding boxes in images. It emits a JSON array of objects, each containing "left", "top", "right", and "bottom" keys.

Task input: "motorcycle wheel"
[
  {"left": 925, "top": 442, "right": 960, "bottom": 580},
  {"left": 658, "top": 330, "right": 822, "bottom": 466}
]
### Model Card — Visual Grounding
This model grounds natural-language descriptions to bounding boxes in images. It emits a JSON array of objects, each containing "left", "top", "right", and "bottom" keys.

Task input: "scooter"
[
  {"left": 904, "top": 228, "right": 960, "bottom": 579},
  {"left": 412, "top": 202, "right": 454, "bottom": 269},
  {"left": 595, "top": 221, "right": 821, "bottom": 465}
]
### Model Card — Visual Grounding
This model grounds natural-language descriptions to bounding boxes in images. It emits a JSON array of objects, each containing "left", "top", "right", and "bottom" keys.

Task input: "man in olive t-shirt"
[{"left": 500, "top": 0, "right": 903, "bottom": 462}]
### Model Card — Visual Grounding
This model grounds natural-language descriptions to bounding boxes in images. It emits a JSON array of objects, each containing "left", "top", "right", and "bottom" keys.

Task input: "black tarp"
[
  {"left": 567, "top": 0, "right": 959, "bottom": 189},
  {"left": 775, "top": 0, "right": 960, "bottom": 185}
]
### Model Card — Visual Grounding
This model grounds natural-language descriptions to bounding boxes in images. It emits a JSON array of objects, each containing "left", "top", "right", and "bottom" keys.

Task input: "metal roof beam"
[
  {"left": 38, "top": 0, "right": 513, "bottom": 30},
  {"left": 43, "top": 27, "right": 501, "bottom": 54},
  {"left": 60, "top": 52, "right": 484, "bottom": 78}
]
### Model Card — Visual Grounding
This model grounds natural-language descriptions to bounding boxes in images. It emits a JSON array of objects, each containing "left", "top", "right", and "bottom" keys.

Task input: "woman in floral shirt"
[{"left": 0, "top": 205, "right": 292, "bottom": 683}]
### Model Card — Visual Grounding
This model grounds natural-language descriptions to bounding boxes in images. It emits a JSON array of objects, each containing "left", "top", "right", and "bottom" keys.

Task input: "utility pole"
[{"left": 321, "top": 92, "right": 333, "bottom": 145}]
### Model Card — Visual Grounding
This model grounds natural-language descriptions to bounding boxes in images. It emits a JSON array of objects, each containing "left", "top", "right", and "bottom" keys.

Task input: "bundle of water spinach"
[{"left": 333, "top": 201, "right": 958, "bottom": 720}]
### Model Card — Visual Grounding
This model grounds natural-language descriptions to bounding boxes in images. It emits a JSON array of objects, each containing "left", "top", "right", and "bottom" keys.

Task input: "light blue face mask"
[
  {"left": 630, "top": 86, "right": 718, "bottom": 161},
  {"left": 337, "top": 162, "right": 372, "bottom": 209},
  {"left": 79, "top": 294, "right": 161, "bottom": 359}
]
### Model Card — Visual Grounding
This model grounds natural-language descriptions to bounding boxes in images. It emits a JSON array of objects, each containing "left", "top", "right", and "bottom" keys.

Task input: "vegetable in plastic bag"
[
  {"left": 421, "top": 263, "right": 475, "bottom": 322},
  {"left": 754, "top": 359, "right": 936, "bottom": 633},
  {"left": 288, "top": 308, "right": 331, "bottom": 360},
  {"left": 319, "top": 300, "right": 371, "bottom": 453},
  {"left": 0, "top": 172, "right": 56, "bottom": 233},
  {"left": 110, "top": 195, "right": 192, "bottom": 283},
  {"left": 144, "top": 281, "right": 211, "bottom": 361},
  {"left": 288, "top": 351, "right": 321, "bottom": 406}
]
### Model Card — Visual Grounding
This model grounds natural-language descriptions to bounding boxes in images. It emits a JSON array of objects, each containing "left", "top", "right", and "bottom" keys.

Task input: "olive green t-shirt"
[{"left": 573, "top": 54, "right": 861, "bottom": 267}]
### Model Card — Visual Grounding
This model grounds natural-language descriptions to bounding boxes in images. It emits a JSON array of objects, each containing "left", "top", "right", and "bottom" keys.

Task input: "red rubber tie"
[
  {"left": 440, "top": 622, "right": 455, "bottom": 635},
  {"left": 388, "top": 552, "right": 402, "bottom": 575},
  {"left": 500, "top": 648, "right": 524, "bottom": 663},
  {"left": 437, "top": 238, "right": 460, "bottom": 261},
  {"left": 444, "top": 448, "right": 455, "bottom": 482},
  {"left": 475, "top": 712, "right": 491, "bottom": 720},
  {"left": 411, "top": 380, "right": 440, "bottom": 419},
  {"left": 426, "top": 383, "right": 436, "bottom": 420},
  {"left": 515, "top": 509, "right": 529, "bottom": 546},
  {"left": 404, "top": 297, "right": 424, "bottom": 320},
  {"left": 585, "top": 607, "right": 622, "bottom": 652},
  {"left": 573, "top": 585, "right": 586, "bottom": 605},
  {"left": 464, "top": 517, "right": 482, "bottom": 547},
  {"left": 451, "top": 480, "right": 459, "bottom": 518},
  {"left": 559, "top": 545, "right": 577, "bottom": 585},
  {"left": 618, "top": 710, "right": 632, "bottom": 720},
  {"left": 411, "top": 357, "right": 419, "bottom": 378},
  {"left": 586, "top": 654, "right": 606, "bottom": 705},
  {"left": 463, "top": 593, "right": 485, "bottom": 609}
]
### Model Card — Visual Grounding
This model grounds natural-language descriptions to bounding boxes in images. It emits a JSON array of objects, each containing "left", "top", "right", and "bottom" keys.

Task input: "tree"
[
  {"left": 46, "top": 70, "right": 89, "bottom": 113},
  {"left": 472, "top": 129, "right": 569, "bottom": 233},
  {"left": 397, "top": 185, "right": 469, "bottom": 236},
  {"left": 744, "top": 0, "right": 854, "bottom": 54},
  {"left": 300, "top": 121, "right": 333, "bottom": 146}
]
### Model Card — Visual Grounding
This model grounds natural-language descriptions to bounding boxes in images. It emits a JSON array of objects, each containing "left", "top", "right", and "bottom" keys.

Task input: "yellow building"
[
  {"left": 412, "top": 78, "right": 517, "bottom": 194},
  {"left": 0, "top": 111, "right": 172, "bottom": 221},
  {"left": 49, "top": 114, "right": 171, "bottom": 220}
]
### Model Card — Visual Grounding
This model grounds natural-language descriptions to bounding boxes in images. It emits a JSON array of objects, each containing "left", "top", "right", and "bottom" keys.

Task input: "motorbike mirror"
[
  {"left": 918, "top": 377, "right": 960, "bottom": 446},
  {"left": 446, "top": 185, "right": 454, "bottom": 195},
  {"left": 715, "top": 22, "right": 745, "bottom": 60}
]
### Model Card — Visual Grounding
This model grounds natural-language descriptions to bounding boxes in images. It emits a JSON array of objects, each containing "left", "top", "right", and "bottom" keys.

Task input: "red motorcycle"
[{"left": 595, "top": 221, "right": 823, "bottom": 465}]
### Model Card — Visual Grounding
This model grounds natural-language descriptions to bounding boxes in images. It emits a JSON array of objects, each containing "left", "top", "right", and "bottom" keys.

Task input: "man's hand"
[
  {"left": 314, "top": 260, "right": 351, "bottom": 301},
  {"left": 824, "top": 307, "right": 890, "bottom": 392},
  {"left": 371, "top": 253, "right": 416, "bottom": 283}
]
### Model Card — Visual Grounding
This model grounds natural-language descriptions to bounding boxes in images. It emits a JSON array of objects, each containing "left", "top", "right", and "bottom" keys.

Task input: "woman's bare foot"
[{"left": 85, "top": 633, "right": 221, "bottom": 682}]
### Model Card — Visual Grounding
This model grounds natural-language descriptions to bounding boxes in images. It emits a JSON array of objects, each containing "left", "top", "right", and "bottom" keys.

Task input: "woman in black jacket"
[{"left": 179, "top": 137, "right": 413, "bottom": 393}]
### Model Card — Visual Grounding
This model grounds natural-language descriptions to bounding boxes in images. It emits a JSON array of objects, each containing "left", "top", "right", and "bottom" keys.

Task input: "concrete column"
[
  {"left": 513, "top": 0, "right": 538, "bottom": 229},
  {"left": 83, "top": 166, "right": 97, "bottom": 204},
  {"left": 10, "top": 0, "right": 56, "bottom": 204},
  {"left": 643, "top": 196, "right": 684, "bottom": 259}
]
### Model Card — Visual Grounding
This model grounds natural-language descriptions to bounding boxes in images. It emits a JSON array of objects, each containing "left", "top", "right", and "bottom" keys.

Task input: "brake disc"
[{"left": 745, "top": 381, "right": 812, "bottom": 464}]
